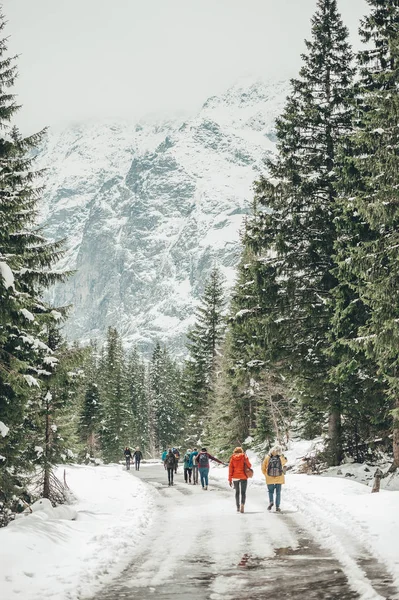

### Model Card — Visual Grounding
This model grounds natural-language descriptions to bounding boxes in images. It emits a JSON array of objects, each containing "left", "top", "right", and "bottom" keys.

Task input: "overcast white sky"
[{"left": 3, "top": 0, "right": 368, "bottom": 133}]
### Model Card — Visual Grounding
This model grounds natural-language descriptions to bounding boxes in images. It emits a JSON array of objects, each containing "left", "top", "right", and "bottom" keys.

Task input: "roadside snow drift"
[
  {"left": 0, "top": 464, "right": 155, "bottom": 600},
  {"left": 211, "top": 452, "right": 399, "bottom": 591}
]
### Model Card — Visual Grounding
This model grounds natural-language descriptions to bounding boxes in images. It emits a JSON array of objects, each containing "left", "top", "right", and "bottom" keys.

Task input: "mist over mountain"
[{"left": 38, "top": 79, "right": 289, "bottom": 355}]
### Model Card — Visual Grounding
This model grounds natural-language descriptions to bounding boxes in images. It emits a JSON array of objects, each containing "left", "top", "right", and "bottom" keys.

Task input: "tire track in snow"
[
  {"left": 91, "top": 465, "right": 381, "bottom": 600},
  {"left": 285, "top": 484, "right": 399, "bottom": 599}
]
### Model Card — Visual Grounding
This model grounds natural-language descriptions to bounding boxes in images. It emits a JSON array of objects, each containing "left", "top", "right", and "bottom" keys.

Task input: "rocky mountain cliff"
[{"left": 38, "top": 79, "right": 289, "bottom": 355}]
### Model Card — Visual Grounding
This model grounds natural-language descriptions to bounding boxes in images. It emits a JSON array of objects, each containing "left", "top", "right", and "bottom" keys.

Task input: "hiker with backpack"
[
  {"left": 133, "top": 447, "right": 143, "bottom": 471},
  {"left": 190, "top": 448, "right": 199, "bottom": 484},
  {"left": 172, "top": 447, "right": 180, "bottom": 473},
  {"left": 195, "top": 447, "right": 224, "bottom": 490},
  {"left": 124, "top": 447, "right": 132, "bottom": 470},
  {"left": 183, "top": 448, "right": 193, "bottom": 483},
  {"left": 261, "top": 445, "right": 287, "bottom": 512},
  {"left": 164, "top": 449, "right": 177, "bottom": 486},
  {"left": 228, "top": 447, "right": 253, "bottom": 513}
]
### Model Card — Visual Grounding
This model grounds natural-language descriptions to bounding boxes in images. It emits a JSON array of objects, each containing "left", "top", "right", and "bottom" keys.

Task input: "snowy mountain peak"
[{"left": 38, "top": 79, "right": 290, "bottom": 355}]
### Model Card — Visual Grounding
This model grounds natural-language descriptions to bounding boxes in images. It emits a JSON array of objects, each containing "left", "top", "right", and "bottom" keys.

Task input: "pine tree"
[
  {"left": 99, "top": 328, "right": 133, "bottom": 463},
  {"left": 127, "top": 347, "right": 149, "bottom": 455},
  {"left": 149, "top": 343, "right": 182, "bottom": 453},
  {"left": 247, "top": 0, "right": 355, "bottom": 464},
  {"left": 0, "top": 12, "right": 68, "bottom": 515},
  {"left": 26, "top": 326, "right": 84, "bottom": 500},
  {"left": 335, "top": 0, "right": 399, "bottom": 468},
  {"left": 79, "top": 343, "right": 102, "bottom": 458},
  {"left": 181, "top": 267, "right": 226, "bottom": 445}
]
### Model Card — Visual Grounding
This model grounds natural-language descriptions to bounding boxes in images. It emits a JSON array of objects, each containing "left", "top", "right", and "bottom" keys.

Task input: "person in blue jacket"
[{"left": 183, "top": 448, "right": 193, "bottom": 483}]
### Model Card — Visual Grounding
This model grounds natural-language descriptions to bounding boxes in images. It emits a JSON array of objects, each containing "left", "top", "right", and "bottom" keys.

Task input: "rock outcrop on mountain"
[{"left": 38, "top": 79, "right": 288, "bottom": 354}]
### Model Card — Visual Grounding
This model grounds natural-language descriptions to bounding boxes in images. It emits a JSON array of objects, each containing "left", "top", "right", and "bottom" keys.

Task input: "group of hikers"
[
  {"left": 124, "top": 447, "right": 143, "bottom": 471},
  {"left": 161, "top": 447, "right": 224, "bottom": 488},
  {"left": 161, "top": 444, "right": 287, "bottom": 513}
]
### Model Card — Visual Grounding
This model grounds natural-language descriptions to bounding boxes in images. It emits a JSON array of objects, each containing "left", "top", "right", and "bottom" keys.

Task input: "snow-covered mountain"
[{"left": 38, "top": 79, "right": 289, "bottom": 355}]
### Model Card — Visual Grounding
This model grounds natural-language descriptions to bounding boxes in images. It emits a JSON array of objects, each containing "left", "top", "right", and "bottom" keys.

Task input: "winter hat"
[
  {"left": 270, "top": 445, "right": 282, "bottom": 456},
  {"left": 233, "top": 447, "right": 244, "bottom": 454}
]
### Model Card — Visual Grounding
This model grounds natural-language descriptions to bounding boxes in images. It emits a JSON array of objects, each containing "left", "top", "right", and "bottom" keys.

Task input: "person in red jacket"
[{"left": 228, "top": 447, "right": 252, "bottom": 513}]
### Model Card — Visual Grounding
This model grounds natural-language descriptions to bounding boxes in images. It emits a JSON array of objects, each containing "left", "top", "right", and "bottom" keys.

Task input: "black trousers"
[
  {"left": 167, "top": 467, "right": 174, "bottom": 484},
  {"left": 184, "top": 467, "right": 192, "bottom": 482},
  {"left": 135, "top": 459, "right": 141, "bottom": 471},
  {"left": 125, "top": 457, "right": 131, "bottom": 470},
  {"left": 234, "top": 480, "right": 248, "bottom": 507}
]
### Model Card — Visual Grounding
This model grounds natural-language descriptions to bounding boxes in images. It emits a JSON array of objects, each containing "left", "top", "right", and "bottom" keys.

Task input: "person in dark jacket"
[
  {"left": 133, "top": 447, "right": 143, "bottom": 470},
  {"left": 124, "top": 447, "right": 132, "bottom": 470},
  {"left": 195, "top": 447, "right": 224, "bottom": 490},
  {"left": 164, "top": 449, "right": 177, "bottom": 486},
  {"left": 172, "top": 447, "right": 180, "bottom": 473},
  {"left": 190, "top": 448, "right": 199, "bottom": 484}
]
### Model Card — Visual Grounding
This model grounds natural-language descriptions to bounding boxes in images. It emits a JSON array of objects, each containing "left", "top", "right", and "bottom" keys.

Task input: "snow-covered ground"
[
  {"left": 211, "top": 449, "right": 399, "bottom": 593},
  {"left": 1, "top": 454, "right": 399, "bottom": 600},
  {"left": 0, "top": 464, "right": 155, "bottom": 600}
]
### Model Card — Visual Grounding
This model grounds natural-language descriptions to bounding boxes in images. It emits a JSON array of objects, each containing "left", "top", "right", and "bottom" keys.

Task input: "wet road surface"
[{"left": 92, "top": 464, "right": 398, "bottom": 600}]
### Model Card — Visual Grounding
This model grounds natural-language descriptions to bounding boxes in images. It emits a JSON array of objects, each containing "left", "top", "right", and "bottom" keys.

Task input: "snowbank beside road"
[
  {"left": 0, "top": 464, "right": 155, "bottom": 600},
  {"left": 285, "top": 474, "right": 399, "bottom": 591},
  {"left": 211, "top": 453, "right": 399, "bottom": 590}
]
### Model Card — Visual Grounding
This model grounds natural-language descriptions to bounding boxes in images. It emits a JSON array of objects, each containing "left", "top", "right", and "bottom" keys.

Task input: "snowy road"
[{"left": 92, "top": 464, "right": 398, "bottom": 600}]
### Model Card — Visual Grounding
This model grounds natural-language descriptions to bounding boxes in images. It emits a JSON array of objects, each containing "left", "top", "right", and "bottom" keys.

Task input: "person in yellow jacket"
[{"left": 261, "top": 445, "right": 287, "bottom": 512}]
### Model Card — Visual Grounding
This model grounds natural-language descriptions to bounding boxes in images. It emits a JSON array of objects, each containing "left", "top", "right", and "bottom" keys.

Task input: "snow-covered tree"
[
  {"left": 127, "top": 346, "right": 149, "bottom": 455},
  {"left": 26, "top": 327, "right": 84, "bottom": 500},
  {"left": 246, "top": 0, "right": 355, "bottom": 464},
  {"left": 79, "top": 343, "right": 102, "bottom": 458},
  {"left": 149, "top": 342, "right": 182, "bottom": 453},
  {"left": 181, "top": 267, "right": 226, "bottom": 444},
  {"left": 99, "top": 328, "right": 133, "bottom": 463},
  {"left": 0, "top": 12, "right": 67, "bottom": 513},
  {"left": 334, "top": 0, "right": 399, "bottom": 468}
]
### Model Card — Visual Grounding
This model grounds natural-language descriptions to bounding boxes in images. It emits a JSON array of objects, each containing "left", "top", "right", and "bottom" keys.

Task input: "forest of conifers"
[{"left": 2, "top": 0, "right": 399, "bottom": 522}]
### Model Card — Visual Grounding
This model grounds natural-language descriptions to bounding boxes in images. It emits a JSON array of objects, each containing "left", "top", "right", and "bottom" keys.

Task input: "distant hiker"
[
  {"left": 124, "top": 447, "right": 132, "bottom": 470},
  {"left": 133, "top": 447, "right": 143, "bottom": 471},
  {"left": 261, "top": 445, "right": 287, "bottom": 512},
  {"left": 164, "top": 449, "right": 177, "bottom": 486},
  {"left": 172, "top": 447, "right": 180, "bottom": 473},
  {"left": 190, "top": 448, "right": 199, "bottom": 484},
  {"left": 183, "top": 448, "right": 193, "bottom": 483},
  {"left": 228, "top": 447, "right": 253, "bottom": 513},
  {"left": 195, "top": 447, "right": 224, "bottom": 490}
]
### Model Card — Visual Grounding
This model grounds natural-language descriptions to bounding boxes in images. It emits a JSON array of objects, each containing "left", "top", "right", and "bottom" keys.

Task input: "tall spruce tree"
[
  {"left": 149, "top": 343, "right": 182, "bottom": 453},
  {"left": 335, "top": 0, "right": 399, "bottom": 468},
  {"left": 181, "top": 267, "right": 226, "bottom": 445},
  {"left": 0, "top": 12, "right": 67, "bottom": 516},
  {"left": 247, "top": 0, "right": 355, "bottom": 464},
  {"left": 79, "top": 343, "right": 102, "bottom": 458},
  {"left": 210, "top": 227, "right": 292, "bottom": 453},
  {"left": 127, "top": 347, "right": 149, "bottom": 454},
  {"left": 99, "top": 327, "right": 133, "bottom": 462}
]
